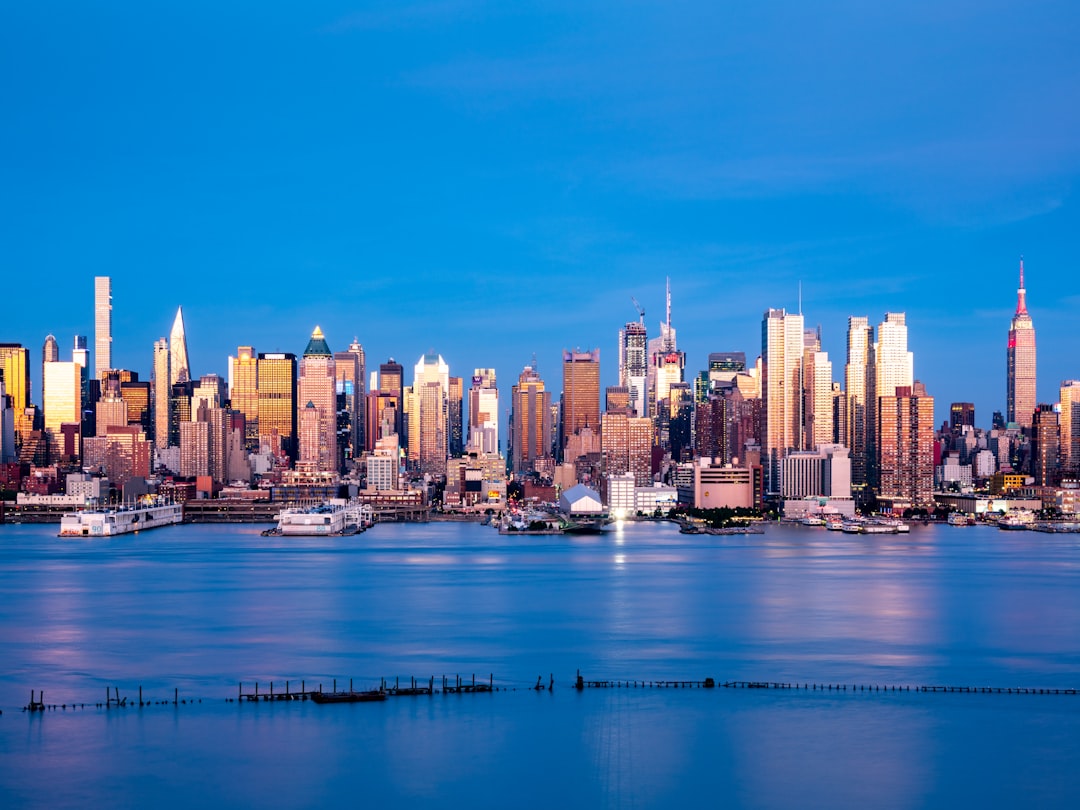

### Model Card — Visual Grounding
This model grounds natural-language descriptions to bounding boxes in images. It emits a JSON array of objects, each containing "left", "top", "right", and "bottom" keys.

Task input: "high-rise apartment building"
[
  {"left": 448, "top": 376, "right": 463, "bottom": 458},
  {"left": 169, "top": 306, "right": 191, "bottom": 385},
  {"left": 379, "top": 360, "right": 405, "bottom": 445},
  {"left": 153, "top": 338, "right": 170, "bottom": 449},
  {"left": 256, "top": 352, "right": 297, "bottom": 458},
  {"left": 877, "top": 381, "right": 934, "bottom": 506},
  {"left": 0, "top": 373, "right": 16, "bottom": 463},
  {"left": 1031, "top": 404, "right": 1060, "bottom": 487},
  {"left": 1007, "top": 259, "right": 1037, "bottom": 428},
  {"left": 297, "top": 327, "right": 337, "bottom": 472},
  {"left": 408, "top": 352, "right": 450, "bottom": 476},
  {"left": 561, "top": 349, "right": 600, "bottom": 457},
  {"left": 468, "top": 369, "right": 499, "bottom": 455},
  {"left": 333, "top": 346, "right": 362, "bottom": 460},
  {"left": 510, "top": 364, "right": 552, "bottom": 475},
  {"left": 802, "top": 328, "right": 833, "bottom": 450},
  {"left": 868, "top": 312, "right": 914, "bottom": 489},
  {"left": 762, "top": 308, "right": 804, "bottom": 492},
  {"left": 950, "top": 403, "right": 976, "bottom": 433},
  {"left": 1059, "top": 381, "right": 1080, "bottom": 473},
  {"left": 41, "top": 334, "right": 59, "bottom": 410},
  {"left": 0, "top": 344, "right": 31, "bottom": 447},
  {"left": 94, "top": 276, "right": 111, "bottom": 380},
  {"left": 600, "top": 410, "right": 653, "bottom": 502}
]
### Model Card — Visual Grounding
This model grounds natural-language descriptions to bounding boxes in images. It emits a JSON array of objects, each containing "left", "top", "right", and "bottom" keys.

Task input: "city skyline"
[{"left": 3, "top": 4, "right": 1079, "bottom": 429}]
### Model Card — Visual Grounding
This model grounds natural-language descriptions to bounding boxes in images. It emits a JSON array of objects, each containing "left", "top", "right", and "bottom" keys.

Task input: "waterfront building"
[
  {"left": 256, "top": 352, "right": 297, "bottom": 459},
  {"left": 561, "top": 349, "right": 601, "bottom": 458},
  {"left": 153, "top": 338, "right": 170, "bottom": 449},
  {"left": 599, "top": 411, "right": 653, "bottom": 503},
  {"left": 762, "top": 307, "right": 804, "bottom": 493},
  {"left": 877, "top": 381, "right": 934, "bottom": 507},
  {"left": 692, "top": 458, "right": 757, "bottom": 510},
  {"left": 169, "top": 306, "right": 191, "bottom": 385},
  {"left": 408, "top": 352, "right": 450, "bottom": 476},
  {"left": 509, "top": 363, "right": 552, "bottom": 475},
  {"left": 94, "top": 276, "right": 111, "bottom": 380},
  {"left": 1006, "top": 258, "right": 1037, "bottom": 428},
  {"left": 297, "top": 327, "right": 337, "bottom": 473},
  {"left": 869, "top": 312, "right": 914, "bottom": 489},
  {"left": 1059, "top": 380, "right": 1080, "bottom": 473},
  {"left": 0, "top": 344, "right": 31, "bottom": 447},
  {"left": 468, "top": 369, "right": 499, "bottom": 455}
]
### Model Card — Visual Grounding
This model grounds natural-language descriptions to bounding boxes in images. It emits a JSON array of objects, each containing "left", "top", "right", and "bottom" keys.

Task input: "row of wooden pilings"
[{"left": 21, "top": 674, "right": 1080, "bottom": 711}]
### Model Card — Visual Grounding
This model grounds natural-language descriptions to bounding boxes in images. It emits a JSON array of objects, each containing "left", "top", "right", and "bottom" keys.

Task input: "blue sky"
[{"left": 3, "top": 1, "right": 1078, "bottom": 428}]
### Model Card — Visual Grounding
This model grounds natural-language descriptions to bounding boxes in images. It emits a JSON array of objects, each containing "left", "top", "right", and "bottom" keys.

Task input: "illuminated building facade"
[
  {"left": 153, "top": 338, "right": 170, "bottom": 449},
  {"left": 877, "top": 381, "right": 935, "bottom": 506},
  {"left": 762, "top": 308, "right": 804, "bottom": 493},
  {"left": 561, "top": 348, "right": 600, "bottom": 456},
  {"left": 1007, "top": 259, "right": 1037, "bottom": 428},
  {"left": 468, "top": 369, "right": 499, "bottom": 455},
  {"left": 510, "top": 364, "right": 552, "bottom": 475},
  {"left": 408, "top": 352, "right": 449, "bottom": 475},
  {"left": 298, "top": 327, "right": 338, "bottom": 473},
  {"left": 94, "top": 276, "right": 111, "bottom": 380},
  {"left": 0, "top": 344, "right": 31, "bottom": 447},
  {"left": 256, "top": 352, "right": 297, "bottom": 458},
  {"left": 230, "top": 346, "right": 259, "bottom": 451}
]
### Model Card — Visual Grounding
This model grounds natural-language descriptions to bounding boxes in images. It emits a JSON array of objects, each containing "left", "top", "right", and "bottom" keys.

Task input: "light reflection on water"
[{"left": 1, "top": 520, "right": 1079, "bottom": 808}]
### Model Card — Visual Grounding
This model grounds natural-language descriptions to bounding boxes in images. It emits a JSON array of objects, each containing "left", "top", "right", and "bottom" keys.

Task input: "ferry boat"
[
  {"left": 998, "top": 513, "right": 1033, "bottom": 531},
  {"left": 59, "top": 497, "right": 183, "bottom": 537},
  {"left": 947, "top": 512, "right": 971, "bottom": 526},
  {"left": 799, "top": 515, "right": 826, "bottom": 527},
  {"left": 265, "top": 501, "right": 371, "bottom": 537},
  {"left": 825, "top": 515, "right": 846, "bottom": 531}
]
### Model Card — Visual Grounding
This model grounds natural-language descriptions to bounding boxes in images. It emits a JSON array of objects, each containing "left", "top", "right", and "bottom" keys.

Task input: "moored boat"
[{"left": 59, "top": 497, "right": 183, "bottom": 537}]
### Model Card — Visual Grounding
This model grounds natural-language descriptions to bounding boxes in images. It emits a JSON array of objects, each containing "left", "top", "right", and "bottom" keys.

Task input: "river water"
[{"left": 1, "top": 520, "right": 1079, "bottom": 808}]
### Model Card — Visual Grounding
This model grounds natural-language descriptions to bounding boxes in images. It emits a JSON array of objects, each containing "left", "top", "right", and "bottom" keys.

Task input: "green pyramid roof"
[{"left": 303, "top": 326, "right": 332, "bottom": 357}]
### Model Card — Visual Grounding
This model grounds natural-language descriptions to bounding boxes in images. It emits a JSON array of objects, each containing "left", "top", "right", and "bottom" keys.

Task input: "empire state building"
[{"left": 1007, "top": 258, "right": 1037, "bottom": 428}]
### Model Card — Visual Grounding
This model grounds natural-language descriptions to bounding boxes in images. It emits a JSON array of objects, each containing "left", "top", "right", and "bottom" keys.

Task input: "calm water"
[{"left": 2, "top": 520, "right": 1079, "bottom": 808}]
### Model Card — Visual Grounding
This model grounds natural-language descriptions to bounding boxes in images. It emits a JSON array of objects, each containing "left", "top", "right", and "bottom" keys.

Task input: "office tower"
[
  {"left": 510, "top": 364, "right": 552, "bottom": 474},
  {"left": 94, "top": 276, "right": 111, "bottom": 380},
  {"left": 1059, "top": 381, "right": 1080, "bottom": 473},
  {"left": 230, "top": 346, "right": 259, "bottom": 451},
  {"left": 802, "top": 327, "right": 833, "bottom": 450},
  {"left": 950, "top": 403, "right": 976, "bottom": 433},
  {"left": 762, "top": 308, "right": 805, "bottom": 492},
  {"left": 408, "top": 352, "right": 450, "bottom": 475},
  {"left": 180, "top": 419, "right": 210, "bottom": 477},
  {"left": 877, "top": 381, "right": 935, "bottom": 506},
  {"left": 72, "top": 336, "right": 91, "bottom": 438},
  {"left": 169, "top": 306, "right": 191, "bottom": 385},
  {"left": 448, "top": 375, "right": 463, "bottom": 458},
  {"left": 468, "top": 369, "right": 499, "bottom": 455},
  {"left": 153, "top": 338, "right": 170, "bottom": 449},
  {"left": 120, "top": 380, "right": 151, "bottom": 434},
  {"left": 646, "top": 279, "right": 677, "bottom": 407},
  {"left": 96, "top": 388, "right": 129, "bottom": 433},
  {"left": 333, "top": 347, "right": 362, "bottom": 461},
  {"left": 707, "top": 353, "right": 747, "bottom": 390},
  {"left": 605, "top": 386, "right": 630, "bottom": 413},
  {"left": 1007, "top": 258, "right": 1037, "bottom": 428},
  {"left": 0, "top": 344, "right": 31, "bottom": 447},
  {"left": 831, "top": 382, "right": 847, "bottom": 446},
  {"left": 845, "top": 317, "right": 872, "bottom": 489},
  {"left": 256, "top": 352, "right": 297, "bottom": 458},
  {"left": 561, "top": 349, "right": 601, "bottom": 457},
  {"left": 297, "top": 327, "right": 337, "bottom": 472},
  {"left": 379, "top": 359, "right": 405, "bottom": 445},
  {"left": 41, "top": 334, "right": 59, "bottom": 411},
  {"left": 600, "top": 411, "right": 653, "bottom": 498},
  {"left": 192, "top": 374, "right": 227, "bottom": 414},
  {"left": 1031, "top": 404, "right": 1060, "bottom": 487},
  {"left": 168, "top": 381, "right": 195, "bottom": 448},
  {"left": 43, "top": 360, "right": 83, "bottom": 463},
  {"left": 619, "top": 319, "right": 648, "bottom": 418},
  {"left": 0, "top": 372, "right": 16, "bottom": 463}
]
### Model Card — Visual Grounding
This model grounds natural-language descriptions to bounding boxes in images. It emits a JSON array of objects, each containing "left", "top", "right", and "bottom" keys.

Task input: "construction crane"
[{"left": 631, "top": 296, "right": 645, "bottom": 324}]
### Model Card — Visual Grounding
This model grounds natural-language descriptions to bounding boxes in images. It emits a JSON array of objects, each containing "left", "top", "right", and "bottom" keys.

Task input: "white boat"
[
  {"left": 268, "top": 501, "right": 371, "bottom": 536},
  {"left": 825, "top": 515, "right": 846, "bottom": 531},
  {"left": 799, "top": 515, "right": 826, "bottom": 526},
  {"left": 59, "top": 497, "right": 183, "bottom": 537},
  {"left": 876, "top": 519, "right": 910, "bottom": 533}
]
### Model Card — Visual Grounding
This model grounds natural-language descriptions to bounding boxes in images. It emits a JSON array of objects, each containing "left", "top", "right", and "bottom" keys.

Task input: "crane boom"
[{"left": 631, "top": 296, "right": 645, "bottom": 324}]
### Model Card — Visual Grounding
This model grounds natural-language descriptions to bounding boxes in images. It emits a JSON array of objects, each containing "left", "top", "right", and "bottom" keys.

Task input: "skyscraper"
[
  {"left": 408, "top": 352, "right": 450, "bottom": 475},
  {"left": 379, "top": 359, "right": 405, "bottom": 445},
  {"left": 868, "top": 312, "right": 913, "bottom": 489},
  {"left": 618, "top": 320, "right": 648, "bottom": 418},
  {"left": 153, "top": 338, "right": 170, "bottom": 449},
  {"left": 845, "top": 316, "right": 872, "bottom": 489},
  {"left": 42, "top": 334, "right": 59, "bottom": 410},
  {"left": 43, "top": 360, "right": 82, "bottom": 463},
  {"left": 510, "top": 363, "right": 552, "bottom": 475},
  {"left": 1031, "top": 404, "right": 1059, "bottom": 487},
  {"left": 0, "top": 344, "right": 31, "bottom": 447},
  {"left": 561, "top": 348, "right": 601, "bottom": 457},
  {"left": 230, "top": 346, "right": 259, "bottom": 451},
  {"left": 333, "top": 346, "right": 362, "bottom": 460},
  {"left": 468, "top": 369, "right": 499, "bottom": 455},
  {"left": 762, "top": 308, "right": 804, "bottom": 492},
  {"left": 94, "top": 276, "right": 111, "bottom": 380},
  {"left": 256, "top": 352, "right": 297, "bottom": 458},
  {"left": 802, "top": 327, "right": 833, "bottom": 450},
  {"left": 169, "top": 306, "right": 191, "bottom": 385},
  {"left": 1059, "top": 381, "right": 1080, "bottom": 474},
  {"left": 297, "top": 327, "right": 337, "bottom": 472},
  {"left": 877, "top": 381, "right": 935, "bottom": 507},
  {"left": 1007, "top": 258, "right": 1037, "bottom": 428},
  {"left": 448, "top": 376, "right": 464, "bottom": 458}
]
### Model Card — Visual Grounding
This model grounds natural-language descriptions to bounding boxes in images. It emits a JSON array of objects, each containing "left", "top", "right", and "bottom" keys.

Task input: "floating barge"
[
  {"left": 263, "top": 500, "right": 372, "bottom": 537},
  {"left": 58, "top": 497, "right": 182, "bottom": 537}
]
